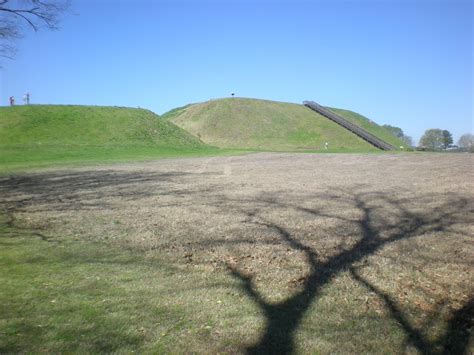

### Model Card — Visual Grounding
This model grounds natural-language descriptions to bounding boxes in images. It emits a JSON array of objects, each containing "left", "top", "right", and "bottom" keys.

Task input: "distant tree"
[
  {"left": 442, "top": 130, "right": 453, "bottom": 149},
  {"left": 401, "top": 135, "right": 413, "bottom": 147},
  {"left": 0, "top": 0, "right": 69, "bottom": 63},
  {"left": 419, "top": 129, "right": 445, "bottom": 151},
  {"left": 383, "top": 124, "right": 413, "bottom": 147},
  {"left": 458, "top": 133, "right": 474, "bottom": 152},
  {"left": 383, "top": 124, "right": 404, "bottom": 138}
]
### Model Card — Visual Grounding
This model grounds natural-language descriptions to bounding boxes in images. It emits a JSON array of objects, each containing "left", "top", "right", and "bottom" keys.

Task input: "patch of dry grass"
[{"left": 1, "top": 153, "right": 473, "bottom": 353}]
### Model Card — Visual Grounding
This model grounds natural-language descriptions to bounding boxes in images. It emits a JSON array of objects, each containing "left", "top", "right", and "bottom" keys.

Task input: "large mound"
[
  {"left": 163, "top": 98, "right": 404, "bottom": 151},
  {"left": 0, "top": 105, "right": 211, "bottom": 170}
]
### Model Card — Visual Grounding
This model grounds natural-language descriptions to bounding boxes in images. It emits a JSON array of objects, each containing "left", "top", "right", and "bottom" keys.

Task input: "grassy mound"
[
  {"left": 163, "top": 98, "right": 405, "bottom": 151},
  {"left": 0, "top": 105, "right": 219, "bottom": 171}
]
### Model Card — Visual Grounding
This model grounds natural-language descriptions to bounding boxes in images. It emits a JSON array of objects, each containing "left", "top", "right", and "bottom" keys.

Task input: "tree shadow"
[
  {"left": 441, "top": 297, "right": 474, "bottom": 354},
  {"left": 0, "top": 169, "right": 217, "bottom": 214},
  {"left": 1, "top": 168, "right": 472, "bottom": 353},
  {"left": 0, "top": 209, "right": 57, "bottom": 243},
  {"left": 224, "top": 192, "right": 472, "bottom": 354},
  {"left": 351, "top": 267, "right": 473, "bottom": 355}
]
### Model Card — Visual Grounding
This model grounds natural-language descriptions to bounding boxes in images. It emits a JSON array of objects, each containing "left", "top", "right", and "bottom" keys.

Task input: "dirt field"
[{"left": 1, "top": 153, "right": 473, "bottom": 353}]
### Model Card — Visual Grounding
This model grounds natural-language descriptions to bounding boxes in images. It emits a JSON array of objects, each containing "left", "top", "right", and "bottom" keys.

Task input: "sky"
[{"left": 0, "top": 0, "right": 472, "bottom": 144}]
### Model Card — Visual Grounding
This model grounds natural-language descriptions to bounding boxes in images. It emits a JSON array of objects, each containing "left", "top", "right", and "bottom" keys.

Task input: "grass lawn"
[
  {"left": 1, "top": 153, "right": 472, "bottom": 353},
  {"left": 0, "top": 144, "right": 242, "bottom": 173},
  {"left": 0, "top": 220, "right": 238, "bottom": 353}
]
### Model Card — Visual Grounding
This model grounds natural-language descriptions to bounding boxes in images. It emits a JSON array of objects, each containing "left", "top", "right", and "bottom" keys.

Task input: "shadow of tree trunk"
[
  {"left": 227, "top": 193, "right": 471, "bottom": 354},
  {"left": 440, "top": 297, "right": 473, "bottom": 355}
]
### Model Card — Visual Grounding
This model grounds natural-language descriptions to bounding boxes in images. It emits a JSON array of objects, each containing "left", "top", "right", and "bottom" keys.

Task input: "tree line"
[
  {"left": 384, "top": 124, "right": 473, "bottom": 152},
  {"left": 419, "top": 130, "right": 473, "bottom": 152}
]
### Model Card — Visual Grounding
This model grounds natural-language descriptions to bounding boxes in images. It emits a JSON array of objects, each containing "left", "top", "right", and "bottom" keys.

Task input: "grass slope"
[
  {"left": 160, "top": 103, "right": 194, "bottom": 121},
  {"left": 163, "top": 98, "right": 404, "bottom": 151},
  {"left": 0, "top": 105, "right": 221, "bottom": 171},
  {"left": 327, "top": 107, "right": 406, "bottom": 149}
]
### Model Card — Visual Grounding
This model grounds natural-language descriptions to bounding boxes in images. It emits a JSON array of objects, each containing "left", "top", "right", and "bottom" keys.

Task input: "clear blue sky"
[{"left": 1, "top": 0, "right": 472, "bottom": 143}]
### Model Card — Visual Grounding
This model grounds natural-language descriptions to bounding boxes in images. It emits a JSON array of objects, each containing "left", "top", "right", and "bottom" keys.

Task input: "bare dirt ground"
[{"left": 1, "top": 153, "right": 473, "bottom": 353}]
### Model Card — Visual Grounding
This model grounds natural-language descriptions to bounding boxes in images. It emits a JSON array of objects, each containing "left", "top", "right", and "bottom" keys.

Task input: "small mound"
[
  {"left": 0, "top": 105, "right": 212, "bottom": 171},
  {"left": 0, "top": 105, "right": 204, "bottom": 148}
]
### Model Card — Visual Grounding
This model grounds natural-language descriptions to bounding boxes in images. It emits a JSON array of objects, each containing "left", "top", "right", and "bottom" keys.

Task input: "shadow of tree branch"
[
  {"left": 351, "top": 267, "right": 474, "bottom": 355},
  {"left": 350, "top": 267, "right": 432, "bottom": 354},
  {"left": 226, "top": 192, "right": 471, "bottom": 354},
  {"left": 1, "top": 208, "right": 58, "bottom": 243}
]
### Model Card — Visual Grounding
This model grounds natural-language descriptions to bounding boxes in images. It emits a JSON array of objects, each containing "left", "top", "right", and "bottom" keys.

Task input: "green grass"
[
  {"left": 0, "top": 145, "right": 240, "bottom": 172},
  {"left": 0, "top": 214, "right": 270, "bottom": 353},
  {"left": 163, "top": 98, "right": 404, "bottom": 152},
  {"left": 0, "top": 105, "right": 204, "bottom": 147},
  {"left": 0, "top": 105, "right": 236, "bottom": 172},
  {"left": 0, "top": 220, "right": 205, "bottom": 352},
  {"left": 160, "top": 103, "right": 194, "bottom": 121}
]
